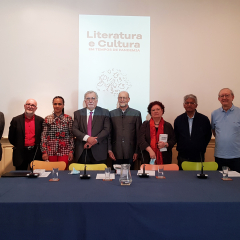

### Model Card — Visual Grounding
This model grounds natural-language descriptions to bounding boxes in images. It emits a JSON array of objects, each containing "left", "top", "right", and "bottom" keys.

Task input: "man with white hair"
[
  {"left": 174, "top": 94, "right": 212, "bottom": 170},
  {"left": 73, "top": 91, "right": 111, "bottom": 164},
  {"left": 211, "top": 88, "right": 240, "bottom": 172},
  {"left": 8, "top": 99, "right": 44, "bottom": 170}
]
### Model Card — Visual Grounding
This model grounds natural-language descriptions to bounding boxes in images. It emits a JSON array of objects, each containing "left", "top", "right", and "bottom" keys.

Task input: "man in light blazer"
[
  {"left": 73, "top": 91, "right": 111, "bottom": 164},
  {"left": 8, "top": 99, "right": 44, "bottom": 170},
  {"left": 108, "top": 91, "right": 142, "bottom": 169}
]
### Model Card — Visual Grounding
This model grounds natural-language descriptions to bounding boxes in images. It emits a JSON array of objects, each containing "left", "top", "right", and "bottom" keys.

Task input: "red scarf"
[{"left": 150, "top": 117, "right": 164, "bottom": 165}]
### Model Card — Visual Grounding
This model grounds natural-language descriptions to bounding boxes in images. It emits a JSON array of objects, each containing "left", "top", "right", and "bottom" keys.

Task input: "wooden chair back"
[
  {"left": 69, "top": 163, "right": 107, "bottom": 171},
  {"left": 30, "top": 160, "right": 66, "bottom": 171},
  {"left": 140, "top": 164, "right": 179, "bottom": 171}
]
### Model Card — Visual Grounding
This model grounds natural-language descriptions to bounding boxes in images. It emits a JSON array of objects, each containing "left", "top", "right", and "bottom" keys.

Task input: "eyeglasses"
[
  {"left": 25, "top": 103, "right": 36, "bottom": 108},
  {"left": 219, "top": 94, "right": 231, "bottom": 98},
  {"left": 85, "top": 97, "right": 96, "bottom": 101},
  {"left": 184, "top": 102, "right": 196, "bottom": 105},
  {"left": 118, "top": 97, "right": 128, "bottom": 100}
]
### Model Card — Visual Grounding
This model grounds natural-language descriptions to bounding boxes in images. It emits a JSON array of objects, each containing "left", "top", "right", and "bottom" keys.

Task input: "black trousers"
[
  {"left": 215, "top": 157, "right": 240, "bottom": 173},
  {"left": 78, "top": 149, "right": 106, "bottom": 164},
  {"left": 15, "top": 147, "right": 36, "bottom": 170},
  {"left": 0, "top": 143, "right": 2, "bottom": 161},
  {"left": 114, "top": 158, "right": 134, "bottom": 170},
  {"left": 177, "top": 155, "right": 205, "bottom": 170}
]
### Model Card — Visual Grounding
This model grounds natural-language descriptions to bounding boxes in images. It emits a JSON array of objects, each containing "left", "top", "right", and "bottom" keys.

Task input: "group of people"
[{"left": 2, "top": 87, "right": 240, "bottom": 173}]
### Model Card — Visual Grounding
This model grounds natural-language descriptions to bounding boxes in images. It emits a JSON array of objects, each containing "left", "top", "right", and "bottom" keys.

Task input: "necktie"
[{"left": 87, "top": 112, "right": 93, "bottom": 136}]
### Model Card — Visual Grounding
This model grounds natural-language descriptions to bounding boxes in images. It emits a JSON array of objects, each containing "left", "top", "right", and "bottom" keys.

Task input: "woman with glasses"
[{"left": 40, "top": 96, "right": 74, "bottom": 169}]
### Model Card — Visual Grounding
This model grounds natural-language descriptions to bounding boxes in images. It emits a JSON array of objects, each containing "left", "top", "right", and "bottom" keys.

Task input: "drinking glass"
[
  {"left": 157, "top": 165, "right": 164, "bottom": 179},
  {"left": 105, "top": 167, "right": 111, "bottom": 180},
  {"left": 52, "top": 168, "right": 59, "bottom": 181},
  {"left": 222, "top": 166, "right": 228, "bottom": 179}
]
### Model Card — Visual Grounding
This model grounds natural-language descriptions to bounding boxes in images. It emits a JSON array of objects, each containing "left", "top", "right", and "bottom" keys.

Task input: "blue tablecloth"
[{"left": 1, "top": 171, "right": 240, "bottom": 240}]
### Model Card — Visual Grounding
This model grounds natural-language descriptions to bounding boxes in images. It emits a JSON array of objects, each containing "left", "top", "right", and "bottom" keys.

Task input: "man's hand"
[
  {"left": 87, "top": 136, "right": 98, "bottom": 146},
  {"left": 42, "top": 153, "right": 49, "bottom": 161},
  {"left": 133, "top": 153, "right": 138, "bottom": 162},
  {"left": 108, "top": 150, "right": 116, "bottom": 161},
  {"left": 84, "top": 143, "right": 92, "bottom": 149}
]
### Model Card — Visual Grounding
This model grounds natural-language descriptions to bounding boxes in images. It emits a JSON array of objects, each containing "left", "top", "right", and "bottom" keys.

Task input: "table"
[{"left": 1, "top": 170, "right": 240, "bottom": 240}]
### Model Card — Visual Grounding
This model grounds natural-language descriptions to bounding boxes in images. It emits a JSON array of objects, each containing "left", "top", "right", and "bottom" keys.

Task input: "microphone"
[
  {"left": 139, "top": 150, "right": 149, "bottom": 178},
  {"left": 27, "top": 145, "right": 40, "bottom": 178},
  {"left": 80, "top": 145, "right": 91, "bottom": 179},
  {"left": 197, "top": 152, "right": 208, "bottom": 179}
]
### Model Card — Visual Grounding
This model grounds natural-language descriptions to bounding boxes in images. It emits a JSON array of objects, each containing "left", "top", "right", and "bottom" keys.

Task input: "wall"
[{"left": 0, "top": 0, "right": 240, "bottom": 137}]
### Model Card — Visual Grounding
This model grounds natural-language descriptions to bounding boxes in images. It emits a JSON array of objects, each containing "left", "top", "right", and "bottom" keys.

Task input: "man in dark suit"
[
  {"left": 73, "top": 91, "right": 110, "bottom": 164},
  {"left": 174, "top": 94, "right": 212, "bottom": 170},
  {"left": 108, "top": 91, "right": 142, "bottom": 169},
  {"left": 0, "top": 112, "right": 5, "bottom": 161},
  {"left": 8, "top": 99, "right": 44, "bottom": 170}
]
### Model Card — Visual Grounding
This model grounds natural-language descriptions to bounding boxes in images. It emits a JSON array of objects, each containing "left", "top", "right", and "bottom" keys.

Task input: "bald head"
[
  {"left": 25, "top": 99, "right": 37, "bottom": 107},
  {"left": 118, "top": 91, "right": 130, "bottom": 98}
]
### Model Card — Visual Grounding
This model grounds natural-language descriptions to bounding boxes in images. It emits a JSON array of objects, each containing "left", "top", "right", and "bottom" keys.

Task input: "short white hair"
[{"left": 218, "top": 88, "right": 234, "bottom": 97}]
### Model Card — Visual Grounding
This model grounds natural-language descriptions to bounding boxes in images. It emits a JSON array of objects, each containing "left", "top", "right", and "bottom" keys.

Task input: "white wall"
[{"left": 1, "top": 0, "right": 240, "bottom": 137}]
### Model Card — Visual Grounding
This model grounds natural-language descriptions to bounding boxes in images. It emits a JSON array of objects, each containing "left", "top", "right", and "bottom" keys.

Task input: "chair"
[
  {"left": 181, "top": 161, "right": 218, "bottom": 171},
  {"left": 69, "top": 163, "right": 107, "bottom": 171},
  {"left": 140, "top": 164, "right": 179, "bottom": 171},
  {"left": 30, "top": 160, "right": 66, "bottom": 171}
]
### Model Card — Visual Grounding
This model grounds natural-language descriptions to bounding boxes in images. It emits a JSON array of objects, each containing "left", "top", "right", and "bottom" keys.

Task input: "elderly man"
[
  {"left": 73, "top": 91, "right": 110, "bottom": 164},
  {"left": 108, "top": 91, "right": 142, "bottom": 169},
  {"left": 8, "top": 99, "right": 44, "bottom": 170},
  {"left": 174, "top": 94, "right": 212, "bottom": 170},
  {"left": 211, "top": 88, "right": 240, "bottom": 172},
  {"left": 0, "top": 112, "right": 5, "bottom": 161}
]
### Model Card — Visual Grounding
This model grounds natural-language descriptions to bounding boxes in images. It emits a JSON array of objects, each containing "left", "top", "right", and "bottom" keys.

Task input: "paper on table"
[
  {"left": 96, "top": 174, "right": 115, "bottom": 180},
  {"left": 137, "top": 170, "right": 155, "bottom": 176},
  {"left": 219, "top": 171, "right": 240, "bottom": 177},
  {"left": 39, "top": 172, "right": 51, "bottom": 177},
  {"left": 33, "top": 169, "right": 45, "bottom": 175}
]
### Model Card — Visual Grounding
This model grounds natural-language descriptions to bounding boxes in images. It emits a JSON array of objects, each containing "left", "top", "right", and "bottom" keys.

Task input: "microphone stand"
[
  {"left": 197, "top": 152, "right": 208, "bottom": 179},
  {"left": 139, "top": 150, "right": 149, "bottom": 178},
  {"left": 28, "top": 145, "right": 39, "bottom": 178},
  {"left": 80, "top": 145, "right": 91, "bottom": 179}
]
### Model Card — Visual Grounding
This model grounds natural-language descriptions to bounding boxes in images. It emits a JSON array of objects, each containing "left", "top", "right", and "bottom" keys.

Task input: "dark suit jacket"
[
  {"left": 108, "top": 107, "right": 142, "bottom": 159},
  {"left": 138, "top": 120, "right": 176, "bottom": 164},
  {"left": 73, "top": 106, "right": 111, "bottom": 162},
  {"left": 0, "top": 112, "right": 5, "bottom": 161},
  {"left": 174, "top": 110, "right": 212, "bottom": 160},
  {"left": 8, "top": 113, "right": 44, "bottom": 166}
]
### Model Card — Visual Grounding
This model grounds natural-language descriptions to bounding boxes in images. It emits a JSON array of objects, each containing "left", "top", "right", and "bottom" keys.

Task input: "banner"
[{"left": 79, "top": 15, "right": 150, "bottom": 118}]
